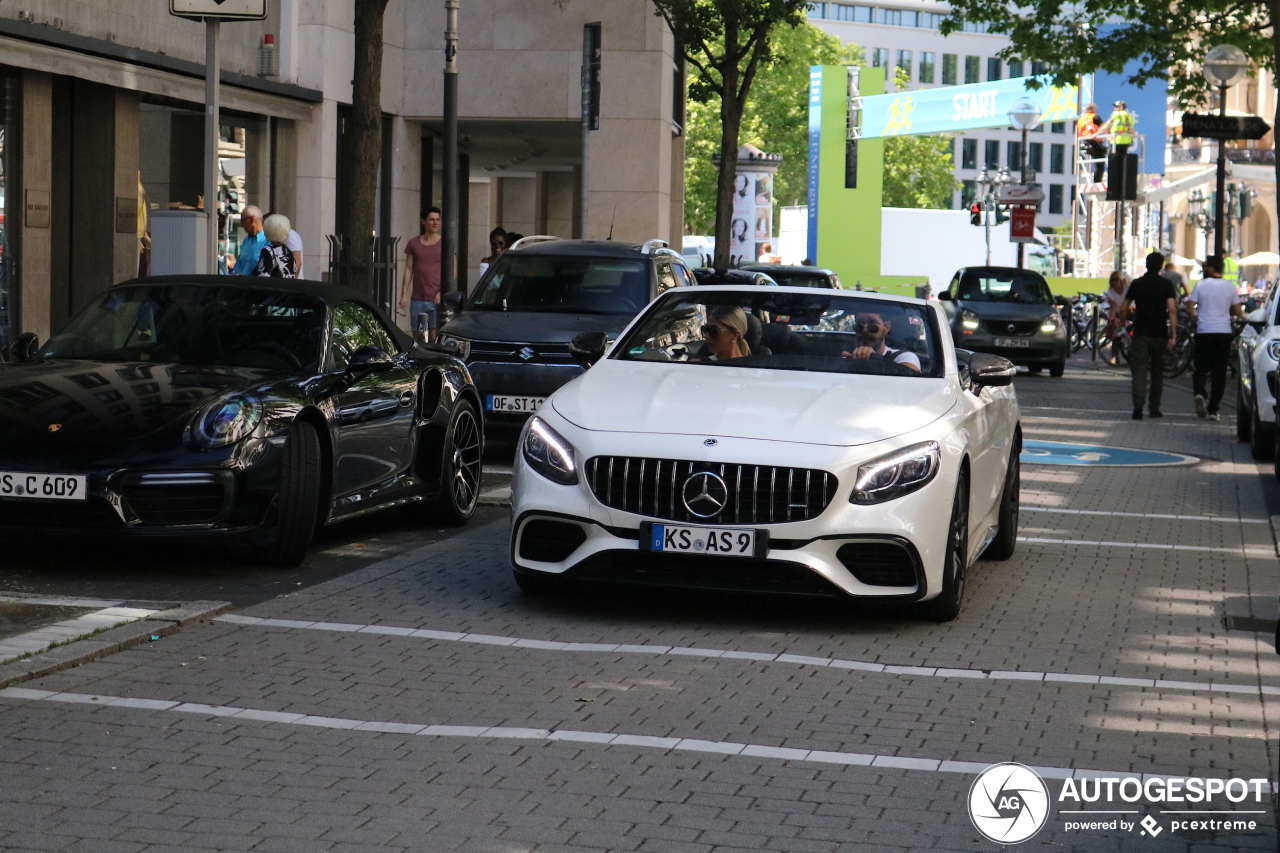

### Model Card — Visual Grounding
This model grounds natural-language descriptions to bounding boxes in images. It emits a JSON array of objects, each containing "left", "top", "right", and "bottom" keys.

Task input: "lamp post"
[
  {"left": 1202, "top": 44, "right": 1248, "bottom": 260},
  {"left": 1008, "top": 97, "right": 1042, "bottom": 269},
  {"left": 976, "top": 167, "right": 1010, "bottom": 265}
]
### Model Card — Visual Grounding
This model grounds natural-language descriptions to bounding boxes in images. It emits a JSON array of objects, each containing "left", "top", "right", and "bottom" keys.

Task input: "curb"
[{"left": 0, "top": 600, "right": 231, "bottom": 688}]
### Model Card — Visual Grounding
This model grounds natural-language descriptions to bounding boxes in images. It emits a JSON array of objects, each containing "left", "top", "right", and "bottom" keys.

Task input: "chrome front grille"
[
  {"left": 467, "top": 340, "right": 574, "bottom": 364},
  {"left": 585, "top": 456, "right": 837, "bottom": 524}
]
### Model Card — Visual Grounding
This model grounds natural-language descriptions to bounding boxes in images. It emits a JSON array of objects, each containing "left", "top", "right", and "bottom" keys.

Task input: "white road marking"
[
  {"left": 0, "top": 605, "right": 158, "bottom": 664},
  {"left": 1023, "top": 506, "right": 1269, "bottom": 524},
  {"left": 210, "top": 615, "right": 1279, "bottom": 696},
  {"left": 0, "top": 687, "right": 1270, "bottom": 790},
  {"left": 1019, "top": 536, "right": 1277, "bottom": 558}
]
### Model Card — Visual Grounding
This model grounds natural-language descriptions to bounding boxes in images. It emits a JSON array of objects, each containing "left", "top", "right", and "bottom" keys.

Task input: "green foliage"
[
  {"left": 939, "top": 0, "right": 1274, "bottom": 108},
  {"left": 881, "top": 69, "right": 961, "bottom": 210},
  {"left": 683, "top": 22, "right": 860, "bottom": 234}
]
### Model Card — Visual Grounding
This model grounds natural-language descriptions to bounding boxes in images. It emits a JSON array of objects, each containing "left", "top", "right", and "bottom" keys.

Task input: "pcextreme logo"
[{"left": 968, "top": 763, "right": 1050, "bottom": 844}]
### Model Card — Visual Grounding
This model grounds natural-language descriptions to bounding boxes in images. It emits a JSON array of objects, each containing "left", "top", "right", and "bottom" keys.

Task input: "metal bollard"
[
  {"left": 1091, "top": 303, "right": 1099, "bottom": 362},
  {"left": 417, "top": 312, "right": 430, "bottom": 344}
]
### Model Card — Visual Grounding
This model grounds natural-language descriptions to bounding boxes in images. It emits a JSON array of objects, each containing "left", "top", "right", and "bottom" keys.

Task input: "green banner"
[{"left": 860, "top": 75, "right": 1079, "bottom": 139}]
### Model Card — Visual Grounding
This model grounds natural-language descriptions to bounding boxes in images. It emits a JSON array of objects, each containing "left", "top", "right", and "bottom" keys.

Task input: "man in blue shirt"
[{"left": 231, "top": 205, "right": 267, "bottom": 275}]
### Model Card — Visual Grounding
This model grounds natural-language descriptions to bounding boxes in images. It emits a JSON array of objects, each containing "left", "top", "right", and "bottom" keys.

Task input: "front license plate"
[
  {"left": 487, "top": 395, "right": 545, "bottom": 413},
  {"left": 644, "top": 522, "right": 760, "bottom": 557},
  {"left": 0, "top": 472, "right": 88, "bottom": 501},
  {"left": 992, "top": 337, "right": 1031, "bottom": 348}
]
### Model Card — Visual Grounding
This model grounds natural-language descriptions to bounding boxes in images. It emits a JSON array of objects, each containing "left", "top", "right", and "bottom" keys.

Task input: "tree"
[
  {"left": 683, "top": 22, "right": 861, "bottom": 236},
  {"left": 882, "top": 69, "right": 960, "bottom": 209},
  {"left": 339, "top": 0, "right": 392, "bottom": 294},
  {"left": 654, "top": 0, "right": 810, "bottom": 271},
  {"left": 939, "top": 0, "right": 1279, "bottom": 250}
]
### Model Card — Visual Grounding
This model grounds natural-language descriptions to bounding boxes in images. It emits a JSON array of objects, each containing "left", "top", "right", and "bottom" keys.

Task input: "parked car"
[
  {"left": 692, "top": 268, "right": 779, "bottom": 287},
  {"left": 437, "top": 237, "right": 694, "bottom": 423},
  {"left": 0, "top": 276, "right": 483, "bottom": 565},
  {"left": 1236, "top": 282, "right": 1280, "bottom": 459},
  {"left": 509, "top": 285, "right": 1022, "bottom": 621},
  {"left": 738, "top": 264, "right": 841, "bottom": 289},
  {"left": 939, "top": 266, "right": 1070, "bottom": 376}
]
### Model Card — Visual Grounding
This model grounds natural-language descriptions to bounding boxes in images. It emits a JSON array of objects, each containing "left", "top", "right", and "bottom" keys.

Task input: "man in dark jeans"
[
  {"left": 1188, "top": 256, "right": 1244, "bottom": 421},
  {"left": 1120, "top": 252, "right": 1178, "bottom": 420}
]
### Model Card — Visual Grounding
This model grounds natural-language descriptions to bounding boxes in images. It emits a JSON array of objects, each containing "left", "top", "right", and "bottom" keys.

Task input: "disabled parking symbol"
[{"left": 1020, "top": 440, "right": 1198, "bottom": 467}]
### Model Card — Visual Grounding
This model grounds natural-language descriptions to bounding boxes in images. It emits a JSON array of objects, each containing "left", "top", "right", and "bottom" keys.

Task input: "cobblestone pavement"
[{"left": 1, "top": 356, "right": 1277, "bottom": 852}]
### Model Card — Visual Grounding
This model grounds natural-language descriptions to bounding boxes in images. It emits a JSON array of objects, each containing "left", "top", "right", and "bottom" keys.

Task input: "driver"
[
  {"left": 699, "top": 306, "right": 752, "bottom": 361},
  {"left": 842, "top": 312, "right": 920, "bottom": 371}
]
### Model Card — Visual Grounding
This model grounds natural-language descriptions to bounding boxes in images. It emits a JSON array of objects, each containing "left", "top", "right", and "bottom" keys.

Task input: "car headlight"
[
  {"left": 960, "top": 309, "right": 980, "bottom": 330},
  {"left": 1040, "top": 312, "right": 1062, "bottom": 333},
  {"left": 1266, "top": 340, "right": 1280, "bottom": 363},
  {"left": 188, "top": 393, "right": 263, "bottom": 448},
  {"left": 437, "top": 335, "right": 471, "bottom": 360},
  {"left": 850, "top": 440, "right": 940, "bottom": 505},
  {"left": 522, "top": 416, "right": 578, "bottom": 485}
]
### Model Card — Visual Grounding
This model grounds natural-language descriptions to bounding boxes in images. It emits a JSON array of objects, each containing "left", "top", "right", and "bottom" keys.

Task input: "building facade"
[{"left": 0, "top": 0, "right": 684, "bottom": 349}]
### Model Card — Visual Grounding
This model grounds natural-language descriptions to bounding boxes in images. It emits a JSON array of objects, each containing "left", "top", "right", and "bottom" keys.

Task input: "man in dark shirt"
[{"left": 1120, "top": 252, "right": 1178, "bottom": 419}]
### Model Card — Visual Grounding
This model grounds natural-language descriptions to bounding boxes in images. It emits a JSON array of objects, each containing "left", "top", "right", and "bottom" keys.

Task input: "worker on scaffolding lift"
[
  {"left": 1076, "top": 102, "right": 1105, "bottom": 182},
  {"left": 1100, "top": 100, "right": 1136, "bottom": 157}
]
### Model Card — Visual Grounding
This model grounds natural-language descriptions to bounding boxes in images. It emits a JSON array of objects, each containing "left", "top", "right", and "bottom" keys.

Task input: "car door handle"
[{"left": 399, "top": 390, "right": 415, "bottom": 407}]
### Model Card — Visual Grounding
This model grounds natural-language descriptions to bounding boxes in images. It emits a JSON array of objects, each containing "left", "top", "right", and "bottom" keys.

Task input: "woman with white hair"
[{"left": 253, "top": 213, "right": 298, "bottom": 278}]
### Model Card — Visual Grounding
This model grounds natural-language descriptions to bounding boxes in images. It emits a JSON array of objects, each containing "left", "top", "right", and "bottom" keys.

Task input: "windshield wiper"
[{"left": 522, "top": 306, "right": 620, "bottom": 315}]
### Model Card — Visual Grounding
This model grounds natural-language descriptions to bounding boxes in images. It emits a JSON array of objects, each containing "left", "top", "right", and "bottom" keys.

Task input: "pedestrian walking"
[
  {"left": 286, "top": 227, "right": 304, "bottom": 278},
  {"left": 1101, "top": 271, "right": 1128, "bottom": 365},
  {"left": 479, "top": 227, "right": 506, "bottom": 278},
  {"left": 400, "top": 207, "right": 443, "bottom": 341},
  {"left": 1188, "top": 255, "right": 1244, "bottom": 421},
  {"left": 1119, "top": 252, "right": 1178, "bottom": 420},
  {"left": 231, "top": 205, "right": 267, "bottom": 275},
  {"left": 1159, "top": 262, "right": 1188, "bottom": 301},
  {"left": 1076, "top": 103, "right": 1105, "bottom": 182},
  {"left": 252, "top": 214, "right": 298, "bottom": 278},
  {"left": 1100, "top": 100, "right": 1135, "bottom": 157}
]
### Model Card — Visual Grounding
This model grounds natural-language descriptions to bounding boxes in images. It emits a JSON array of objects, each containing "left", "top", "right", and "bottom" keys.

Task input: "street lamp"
[
  {"left": 1007, "top": 97, "right": 1042, "bottom": 267},
  {"left": 1201, "top": 44, "right": 1249, "bottom": 259},
  {"left": 974, "top": 167, "right": 1010, "bottom": 265}
]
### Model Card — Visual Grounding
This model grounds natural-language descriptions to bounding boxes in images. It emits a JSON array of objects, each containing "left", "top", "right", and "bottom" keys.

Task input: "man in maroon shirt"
[{"left": 400, "top": 207, "right": 442, "bottom": 341}]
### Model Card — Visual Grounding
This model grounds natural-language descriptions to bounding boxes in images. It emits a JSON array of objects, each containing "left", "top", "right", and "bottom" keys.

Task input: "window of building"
[
  {"left": 964, "top": 56, "right": 980, "bottom": 84},
  {"left": 1007, "top": 59, "right": 1023, "bottom": 78},
  {"left": 1051, "top": 122, "right": 1066, "bottom": 134},
  {"left": 1049, "top": 143, "right": 1065, "bottom": 174},
  {"left": 896, "top": 50, "right": 912, "bottom": 79},
  {"left": 986, "top": 58, "right": 1002, "bottom": 81},
  {"left": 919, "top": 52, "right": 936, "bottom": 84},
  {"left": 876, "top": 8, "right": 902, "bottom": 25},
  {"left": 1028, "top": 142, "right": 1043, "bottom": 173},
  {"left": 871, "top": 48, "right": 889, "bottom": 68},
  {"left": 942, "top": 54, "right": 958, "bottom": 85},
  {"left": 1031, "top": 60, "right": 1046, "bottom": 75},
  {"left": 963, "top": 20, "right": 989, "bottom": 33},
  {"left": 1007, "top": 140, "right": 1022, "bottom": 170},
  {"left": 984, "top": 139, "right": 1000, "bottom": 169},
  {"left": 962, "top": 180, "right": 978, "bottom": 207},
  {"left": 1049, "top": 183, "right": 1064, "bottom": 214},
  {"left": 853, "top": 5, "right": 871, "bottom": 22},
  {"left": 961, "top": 138, "right": 978, "bottom": 169},
  {"left": 807, "top": 2, "right": 825, "bottom": 16}
]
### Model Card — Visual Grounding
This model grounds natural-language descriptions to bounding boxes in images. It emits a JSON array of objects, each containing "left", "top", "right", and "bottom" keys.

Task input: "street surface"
[{"left": 1, "top": 354, "right": 1278, "bottom": 851}]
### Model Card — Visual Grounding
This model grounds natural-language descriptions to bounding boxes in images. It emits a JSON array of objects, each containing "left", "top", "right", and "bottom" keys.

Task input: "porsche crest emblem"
[{"left": 47, "top": 424, "right": 62, "bottom": 432}]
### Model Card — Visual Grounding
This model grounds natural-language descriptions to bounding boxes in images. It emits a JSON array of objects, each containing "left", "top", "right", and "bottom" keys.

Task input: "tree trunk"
[
  {"left": 712, "top": 17, "right": 741, "bottom": 273},
  {"left": 343, "top": 0, "right": 391, "bottom": 295}
]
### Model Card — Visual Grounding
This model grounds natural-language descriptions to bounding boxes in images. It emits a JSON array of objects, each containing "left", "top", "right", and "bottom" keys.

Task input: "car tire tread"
[
  {"left": 263, "top": 420, "right": 323, "bottom": 567},
  {"left": 982, "top": 445, "right": 1019, "bottom": 561},
  {"left": 435, "top": 399, "right": 483, "bottom": 525},
  {"left": 919, "top": 471, "right": 969, "bottom": 622}
]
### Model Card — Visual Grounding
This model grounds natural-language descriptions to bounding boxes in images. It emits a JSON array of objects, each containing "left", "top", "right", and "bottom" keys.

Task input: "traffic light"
[
  {"left": 1240, "top": 186, "right": 1256, "bottom": 219},
  {"left": 969, "top": 203, "right": 982, "bottom": 226},
  {"left": 995, "top": 204, "right": 1010, "bottom": 224}
]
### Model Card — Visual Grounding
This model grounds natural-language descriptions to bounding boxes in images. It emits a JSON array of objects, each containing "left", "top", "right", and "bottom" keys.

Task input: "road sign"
[
  {"left": 1181, "top": 113, "right": 1271, "bottom": 141},
  {"left": 1009, "top": 207, "right": 1036, "bottom": 243},
  {"left": 1021, "top": 440, "right": 1198, "bottom": 467},
  {"left": 996, "top": 183, "right": 1044, "bottom": 205},
  {"left": 170, "top": 0, "right": 266, "bottom": 21}
]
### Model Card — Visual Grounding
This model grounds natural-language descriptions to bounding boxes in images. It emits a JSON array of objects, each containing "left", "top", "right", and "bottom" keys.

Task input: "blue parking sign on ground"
[{"left": 1021, "top": 440, "right": 1199, "bottom": 467}]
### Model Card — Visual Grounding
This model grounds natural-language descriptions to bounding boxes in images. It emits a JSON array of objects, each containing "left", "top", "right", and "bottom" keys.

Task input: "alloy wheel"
[{"left": 450, "top": 408, "right": 482, "bottom": 512}]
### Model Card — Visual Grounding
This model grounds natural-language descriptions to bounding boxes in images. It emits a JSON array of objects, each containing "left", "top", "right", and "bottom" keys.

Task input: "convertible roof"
[{"left": 506, "top": 240, "right": 651, "bottom": 259}]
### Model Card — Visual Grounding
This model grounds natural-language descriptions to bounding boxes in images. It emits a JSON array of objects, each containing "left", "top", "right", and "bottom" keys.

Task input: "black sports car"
[{"left": 0, "top": 276, "right": 484, "bottom": 565}]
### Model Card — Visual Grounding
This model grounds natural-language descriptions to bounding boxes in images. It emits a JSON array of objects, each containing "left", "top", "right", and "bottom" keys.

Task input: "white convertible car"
[{"left": 509, "top": 286, "right": 1022, "bottom": 620}]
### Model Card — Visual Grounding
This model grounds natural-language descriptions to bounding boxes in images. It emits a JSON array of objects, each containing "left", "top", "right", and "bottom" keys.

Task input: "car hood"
[
  {"left": 441, "top": 310, "right": 633, "bottom": 344},
  {"left": 955, "top": 301, "right": 1057, "bottom": 321},
  {"left": 552, "top": 360, "right": 957, "bottom": 446},
  {"left": 0, "top": 359, "right": 274, "bottom": 444}
]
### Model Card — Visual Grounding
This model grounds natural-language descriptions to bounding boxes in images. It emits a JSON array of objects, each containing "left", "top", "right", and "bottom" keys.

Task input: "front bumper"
[
  {"left": 466, "top": 361, "right": 584, "bottom": 421},
  {"left": 509, "top": 428, "right": 958, "bottom": 601},
  {"left": 955, "top": 328, "right": 1069, "bottom": 366}
]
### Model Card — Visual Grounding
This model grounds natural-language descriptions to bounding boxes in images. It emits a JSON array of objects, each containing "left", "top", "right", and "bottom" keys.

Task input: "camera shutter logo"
[{"left": 968, "top": 763, "right": 1050, "bottom": 844}]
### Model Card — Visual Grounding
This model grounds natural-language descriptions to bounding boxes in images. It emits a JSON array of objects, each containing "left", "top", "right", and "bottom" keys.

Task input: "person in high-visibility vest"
[
  {"left": 1076, "top": 102, "right": 1105, "bottom": 182},
  {"left": 1100, "top": 100, "right": 1135, "bottom": 156}
]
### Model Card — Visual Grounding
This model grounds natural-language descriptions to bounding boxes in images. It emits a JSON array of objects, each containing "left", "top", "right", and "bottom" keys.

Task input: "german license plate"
[
  {"left": 0, "top": 472, "right": 88, "bottom": 501},
  {"left": 487, "top": 395, "right": 544, "bottom": 413},
  {"left": 645, "top": 523, "right": 758, "bottom": 557},
  {"left": 992, "top": 337, "right": 1031, "bottom": 348}
]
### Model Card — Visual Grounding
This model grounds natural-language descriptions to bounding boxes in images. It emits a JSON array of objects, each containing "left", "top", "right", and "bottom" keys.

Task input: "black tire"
[
  {"left": 1026, "top": 366, "right": 1042, "bottom": 375},
  {"left": 436, "top": 398, "right": 483, "bottom": 525},
  {"left": 1274, "top": 423, "right": 1280, "bottom": 480},
  {"left": 513, "top": 569, "right": 559, "bottom": 594},
  {"left": 1049, "top": 359, "right": 1066, "bottom": 378},
  {"left": 1238, "top": 379, "right": 1252, "bottom": 441},
  {"left": 1250, "top": 391, "right": 1273, "bottom": 460},
  {"left": 263, "top": 420, "right": 323, "bottom": 567},
  {"left": 920, "top": 471, "right": 969, "bottom": 622},
  {"left": 983, "top": 446, "right": 1020, "bottom": 561}
]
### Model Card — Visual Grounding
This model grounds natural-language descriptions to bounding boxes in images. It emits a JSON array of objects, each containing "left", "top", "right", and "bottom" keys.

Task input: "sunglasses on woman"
[{"left": 701, "top": 324, "right": 737, "bottom": 339}]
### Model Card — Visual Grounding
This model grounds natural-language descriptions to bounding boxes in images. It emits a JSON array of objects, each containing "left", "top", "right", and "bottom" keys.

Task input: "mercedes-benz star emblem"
[
  {"left": 517, "top": 346, "right": 536, "bottom": 361},
  {"left": 703, "top": 438, "right": 717, "bottom": 446},
  {"left": 682, "top": 471, "right": 728, "bottom": 518}
]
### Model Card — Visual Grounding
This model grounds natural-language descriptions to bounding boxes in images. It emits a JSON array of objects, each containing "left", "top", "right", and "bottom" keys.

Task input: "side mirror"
[
  {"left": 968, "top": 352, "right": 1016, "bottom": 388},
  {"left": 569, "top": 331, "right": 609, "bottom": 368},
  {"left": 937, "top": 291, "right": 952, "bottom": 301},
  {"left": 8, "top": 332, "right": 39, "bottom": 363},
  {"left": 439, "top": 292, "right": 465, "bottom": 325},
  {"left": 344, "top": 345, "right": 394, "bottom": 380}
]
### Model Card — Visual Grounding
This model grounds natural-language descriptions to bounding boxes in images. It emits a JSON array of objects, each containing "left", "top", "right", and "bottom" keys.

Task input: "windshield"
[
  {"left": 41, "top": 285, "right": 326, "bottom": 372},
  {"left": 955, "top": 271, "right": 1053, "bottom": 304},
  {"left": 468, "top": 254, "right": 649, "bottom": 314},
  {"left": 613, "top": 290, "right": 940, "bottom": 377},
  {"left": 763, "top": 271, "right": 834, "bottom": 289}
]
